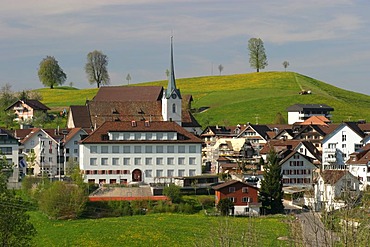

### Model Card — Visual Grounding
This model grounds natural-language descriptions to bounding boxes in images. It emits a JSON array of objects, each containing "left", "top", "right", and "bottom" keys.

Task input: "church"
[{"left": 67, "top": 37, "right": 201, "bottom": 135}]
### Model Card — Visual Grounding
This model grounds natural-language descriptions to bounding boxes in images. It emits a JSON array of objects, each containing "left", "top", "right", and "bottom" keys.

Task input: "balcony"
[
  {"left": 324, "top": 148, "right": 336, "bottom": 154},
  {"left": 325, "top": 157, "right": 336, "bottom": 163}
]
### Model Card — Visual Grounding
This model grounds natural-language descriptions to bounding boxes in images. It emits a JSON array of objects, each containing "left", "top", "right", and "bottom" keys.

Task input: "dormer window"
[{"left": 131, "top": 121, "right": 137, "bottom": 127}]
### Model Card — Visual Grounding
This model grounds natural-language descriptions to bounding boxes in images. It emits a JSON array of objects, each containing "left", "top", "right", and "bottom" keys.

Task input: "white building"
[
  {"left": 314, "top": 170, "right": 360, "bottom": 211},
  {"left": 286, "top": 104, "right": 333, "bottom": 125},
  {"left": 346, "top": 144, "right": 370, "bottom": 190},
  {"left": 280, "top": 151, "right": 317, "bottom": 188},
  {"left": 0, "top": 129, "right": 21, "bottom": 185},
  {"left": 321, "top": 122, "right": 365, "bottom": 170},
  {"left": 79, "top": 121, "right": 203, "bottom": 185}
]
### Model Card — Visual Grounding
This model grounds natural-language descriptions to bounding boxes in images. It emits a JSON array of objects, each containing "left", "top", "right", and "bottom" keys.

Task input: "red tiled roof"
[
  {"left": 212, "top": 180, "right": 258, "bottom": 190},
  {"left": 93, "top": 86, "right": 163, "bottom": 102},
  {"left": 321, "top": 170, "right": 349, "bottom": 185},
  {"left": 81, "top": 121, "right": 203, "bottom": 144}
]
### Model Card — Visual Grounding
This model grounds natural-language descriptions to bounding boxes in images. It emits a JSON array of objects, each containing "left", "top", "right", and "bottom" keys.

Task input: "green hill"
[{"left": 37, "top": 72, "right": 370, "bottom": 127}]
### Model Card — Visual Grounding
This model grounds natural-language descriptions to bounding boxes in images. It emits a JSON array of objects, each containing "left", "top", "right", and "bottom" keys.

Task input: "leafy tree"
[
  {"left": 126, "top": 73, "right": 131, "bottom": 85},
  {"left": 282, "top": 61, "right": 289, "bottom": 71},
  {"left": 259, "top": 149, "right": 284, "bottom": 215},
  {"left": 37, "top": 181, "right": 87, "bottom": 219},
  {"left": 38, "top": 56, "right": 67, "bottom": 89},
  {"left": 274, "top": 112, "right": 287, "bottom": 124},
  {"left": 163, "top": 184, "right": 182, "bottom": 203},
  {"left": 25, "top": 150, "right": 37, "bottom": 175},
  {"left": 32, "top": 111, "right": 50, "bottom": 128},
  {"left": 0, "top": 156, "right": 36, "bottom": 246},
  {"left": 218, "top": 64, "right": 224, "bottom": 75},
  {"left": 85, "top": 50, "right": 110, "bottom": 88},
  {"left": 217, "top": 198, "right": 234, "bottom": 216},
  {"left": 248, "top": 38, "right": 268, "bottom": 72}
]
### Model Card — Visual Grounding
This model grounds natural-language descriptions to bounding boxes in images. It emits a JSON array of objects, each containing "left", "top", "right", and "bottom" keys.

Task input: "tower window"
[{"left": 172, "top": 103, "right": 176, "bottom": 113}]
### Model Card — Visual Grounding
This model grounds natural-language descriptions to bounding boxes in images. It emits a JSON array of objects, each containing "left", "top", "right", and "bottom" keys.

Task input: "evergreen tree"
[{"left": 259, "top": 149, "right": 284, "bottom": 214}]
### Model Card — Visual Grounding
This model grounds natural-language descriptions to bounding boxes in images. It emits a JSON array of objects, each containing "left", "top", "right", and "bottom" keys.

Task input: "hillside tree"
[
  {"left": 248, "top": 38, "right": 268, "bottom": 72},
  {"left": 218, "top": 64, "right": 224, "bottom": 75},
  {"left": 259, "top": 149, "right": 284, "bottom": 214},
  {"left": 274, "top": 112, "right": 287, "bottom": 124},
  {"left": 85, "top": 50, "right": 110, "bottom": 88},
  {"left": 38, "top": 56, "right": 67, "bottom": 89},
  {"left": 126, "top": 73, "right": 131, "bottom": 85},
  {"left": 282, "top": 61, "right": 290, "bottom": 71}
]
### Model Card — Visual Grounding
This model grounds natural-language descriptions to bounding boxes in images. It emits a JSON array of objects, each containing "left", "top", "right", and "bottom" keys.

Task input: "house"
[
  {"left": 346, "top": 144, "right": 370, "bottom": 190},
  {"left": 237, "top": 124, "right": 272, "bottom": 151},
  {"left": 286, "top": 104, "right": 333, "bottom": 124},
  {"left": 212, "top": 180, "right": 261, "bottom": 215},
  {"left": 67, "top": 38, "right": 202, "bottom": 135},
  {"left": 279, "top": 150, "right": 317, "bottom": 188},
  {"left": 79, "top": 121, "right": 203, "bottom": 185},
  {"left": 5, "top": 99, "right": 50, "bottom": 122},
  {"left": 314, "top": 170, "right": 360, "bottom": 211},
  {"left": 14, "top": 128, "right": 87, "bottom": 177},
  {"left": 292, "top": 124, "right": 338, "bottom": 151},
  {"left": 0, "top": 128, "right": 21, "bottom": 187},
  {"left": 321, "top": 122, "right": 365, "bottom": 170}
]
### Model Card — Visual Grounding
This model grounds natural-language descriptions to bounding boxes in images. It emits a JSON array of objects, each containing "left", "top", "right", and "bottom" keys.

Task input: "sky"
[{"left": 1, "top": 0, "right": 370, "bottom": 95}]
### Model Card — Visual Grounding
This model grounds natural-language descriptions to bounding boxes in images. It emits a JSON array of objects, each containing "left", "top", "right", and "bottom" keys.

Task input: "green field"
[
  {"left": 30, "top": 211, "right": 292, "bottom": 247},
  {"left": 36, "top": 72, "right": 370, "bottom": 127}
]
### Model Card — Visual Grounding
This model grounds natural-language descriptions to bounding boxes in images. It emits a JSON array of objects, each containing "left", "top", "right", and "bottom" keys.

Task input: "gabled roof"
[
  {"left": 286, "top": 104, "right": 334, "bottom": 112},
  {"left": 80, "top": 121, "right": 203, "bottom": 144},
  {"left": 322, "top": 122, "right": 366, "bottom": 142},
  {"left": 279, "top": 150, "right": 315, "bottom": 166},
  {"left": 299, "top": 116, "right": 330, "bottom": 126},
  {"left": 64, "top": 128, "right": 89, "bottom": 144},
  {"left": 69, "top": 105, "right": 92, "bottom": 129},
  {"left": 5, "top": 99, "right": 50, "bottom": 111},
  {"left": 346, "top": 145, "right": 370, "bottom": 165},
  {"left": 200, "top": 126, "right": 233, "bottom": 137},
  {"left": 238, "top": 124, "right": 271, "bottom": 140},
  {"left": 93, "top": 86, "right": 163, "bottom": 102},
  {"left": 212, "top": 180, "right": 258, "bottom": 190},
  {"left": 320, "top": 170, "right": 356, "bottom": 185}
]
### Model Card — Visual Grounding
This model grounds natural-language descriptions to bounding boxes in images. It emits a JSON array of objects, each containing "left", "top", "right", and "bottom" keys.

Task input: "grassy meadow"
[
  {"left": 30, "top": 211, "right": 292, "bottom": 247},
  {"left": 36, "top": 71, "right": 370, "bottom": 127}
]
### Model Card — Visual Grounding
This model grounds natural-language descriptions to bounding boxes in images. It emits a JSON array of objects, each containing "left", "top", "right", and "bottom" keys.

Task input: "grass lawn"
[{"left": 30, "top": 211, "right": 292, "bottom": 247}]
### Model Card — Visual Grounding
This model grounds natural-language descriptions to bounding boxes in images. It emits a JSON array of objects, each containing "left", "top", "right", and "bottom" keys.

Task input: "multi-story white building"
[
  {"left": 286, "top": 104, "right": 333, "bottom": 124},
  {"left": 0, "top": 128, "right": 21, "bottom": 184},
  {"left": 79, "top": 121, "right": 203, "bottom": 185},
  {"left": 321, "top": 122, "right": 365, "bottom": 170},
  {"left": 347, "top": 144, "right": 370, "bottom": 190}
]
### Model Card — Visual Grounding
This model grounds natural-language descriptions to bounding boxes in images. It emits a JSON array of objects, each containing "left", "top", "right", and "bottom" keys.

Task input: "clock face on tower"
[{"left": 171, "top": 93, "right": 177, "bottom": 99}]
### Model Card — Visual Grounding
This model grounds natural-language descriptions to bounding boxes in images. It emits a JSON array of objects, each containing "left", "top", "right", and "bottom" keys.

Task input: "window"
[
  {"left": 146, "top": 133, "right": 153, "bottom": 140},
  {"left": 167, "top": 146, "right": 175, "bottom": 153},
  {"left": 156, "top": 170, "right": 163, "bottom": 177},
  {"left": 168, "top": 133, "right": 175, "bottom": 140},
  {"left": 123, "top": 146, "right": 130, "bottom": 153},
  {"left": 0, "top": 147, "right": 12, "bottom": 155},
  {"left": 134, "top": 146, "right": 142, "bottom": 153},
  {"left": 48, "top": 157, "right": 53, "bottom": 162},
  {"left": 145, "top": 158, "right": 152, "bottom": 165},
  {"left": 145, "top": 146, "right": 152, "bottom": 153},
  {"left": 178, "top": 157, "right": 185, "bottom": 165},
  {"left": 112, "top": 158, "right": 120, "bottom": 166},
  {"left": 90, "top": 158, "right": 97, "bottom": 166},
  {"left": 101, "top": 158, "right": 108, "bottom": 165},
  {"left": 66, "top": 148, "right": 70, "bottom": 154},
  {"left": 342, "top": 144, "right": 346, "bottom": 149},
  {"left": 242, "top": 187, "right": 248, "bottom": 193},
  {"left": 74, "top": 140, "right": 78, "bottom": 145},
  {"left": 342, "top": 131, "right": 346, "bottom": 142},
  {"left": 90, "top": 146, "right": 98, "bottom": 153},
  {"left": 157, "top": 133, "right": 163, "bottom": 140},
  {"left": 123, "top": 158, "right": 130, "bottom": 166},
  {"left": 167, "top": 157, "right": 174, "bottom": 165},
  {"left": 101, "top": 146, "right": 108, "bottom": 153},
  {"left": 156, "top": 146, "right": 163, "bottom": 153},
  {"left": 189, "top": 169, "right": 196, "bottom": 176},
  {"left": 178, "top": 146, "right": 186, "bottom": 153},
  {"left": 134, "top": 133, "right": 141, "bottom": 140},
  {"left": 167, "top": 170, "right": 174, "bottom": 177},
  {"left": 134, "top": 158, "right": 141, "bottom": 165},
  {"left": 172, "top": 103, "right": 176, "bottom": 113},
  {"left": 189, "top": 145, "right": 197, "bottom": 153},
  {"left": 74, "top": 149, "right": 78, "bottom": 154},
  {"left": 156, "top": 157, "right": 163, "bottom": 165},
  {"left": 242, "top": 197, "right": 252, "bottom": 203},
  {"left": 112, "top": 146, "right": 120, "bottom": 153},
  {"left": 229, "top": 187, "right": 235, "bottom": 193},
  {"left": 145, "top": 170, "right": 152, "bottom": 178},
  {"left": 189, "top": 157, "right": 196, "bottom": 165},
  {"left": 229, "top": 197, "right": 235, "bottom": 203},
  {"left": 178, "top": 169, "right": 185, "bottom": 177}
]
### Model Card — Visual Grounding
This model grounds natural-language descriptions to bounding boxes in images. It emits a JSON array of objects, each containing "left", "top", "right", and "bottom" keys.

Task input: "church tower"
[{"left": 162, "top": 36, "right": 182, "bottom": 125}]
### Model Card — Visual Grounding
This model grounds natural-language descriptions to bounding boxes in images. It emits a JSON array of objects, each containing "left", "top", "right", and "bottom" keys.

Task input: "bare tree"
[
  {"left": 126, "top": 73, "right": 131, "bottom": 85},
  {"left": 218, "top": 64, "right": 224, "bottom": 75},
  {"left": 283, "top": 61, "right": 290, "bottom": 71},
  {"left": 85, "top": 50, "right": 110, "bottom": 88}
]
